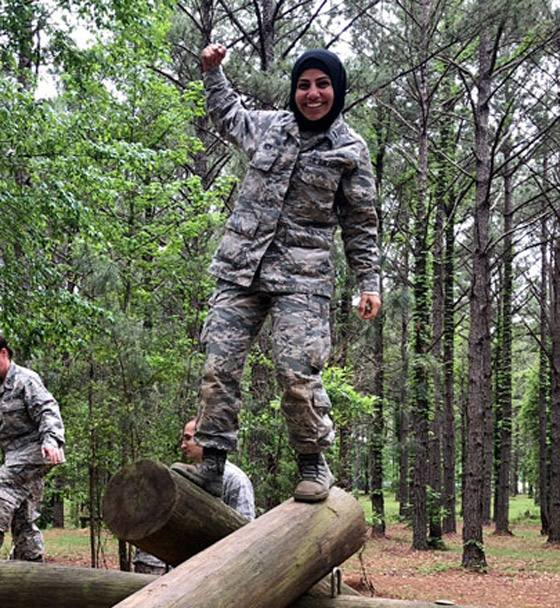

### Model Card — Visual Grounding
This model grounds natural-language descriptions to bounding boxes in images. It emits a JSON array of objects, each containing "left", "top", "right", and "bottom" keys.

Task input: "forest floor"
[
  {"left": 24, "top": 498, "right": 560, "bottom": 608},
  {"left": 343, "top": 521, "right": 560, "bottom": 608}
]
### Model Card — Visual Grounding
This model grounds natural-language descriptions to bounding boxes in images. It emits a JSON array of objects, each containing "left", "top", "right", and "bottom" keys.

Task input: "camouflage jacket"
[
  {"left": 203, "top": 67, "right": 380, "bottom": 298},
  {"left": 0, "top": 362, "right": 65, "bottom": 466}
]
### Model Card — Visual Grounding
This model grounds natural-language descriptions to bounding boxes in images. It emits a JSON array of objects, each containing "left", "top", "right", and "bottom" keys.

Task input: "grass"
[
  {"left": 1, "top": 527, "right": 119, "bottom": 562},
  {"left": 357, "top": 492, "right": 543, "bottom": 528}
]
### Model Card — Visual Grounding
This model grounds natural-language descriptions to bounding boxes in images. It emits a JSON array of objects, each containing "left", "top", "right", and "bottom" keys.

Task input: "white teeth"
[{"left": 307, "top": 103, "right": 322, "bottom": 108}]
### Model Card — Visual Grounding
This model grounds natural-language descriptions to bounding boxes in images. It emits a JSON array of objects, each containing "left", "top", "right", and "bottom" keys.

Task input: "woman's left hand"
[{"left": 358, "top": 293, "right": 381, "bottom": 320}]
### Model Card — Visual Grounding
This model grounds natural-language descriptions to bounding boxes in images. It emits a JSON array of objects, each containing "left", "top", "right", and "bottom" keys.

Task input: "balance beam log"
[
  {"left": 113, "top": 485, "right": 366, "bottom": 608},
  {"left": 102, "top": 458, "right": 248, "bottom": 566},
  {"left": 0, "top": 561, "right": 485, "bottom": 608}
]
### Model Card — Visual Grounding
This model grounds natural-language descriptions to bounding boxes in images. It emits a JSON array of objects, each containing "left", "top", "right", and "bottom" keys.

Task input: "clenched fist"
[{"left": 201, "top": 43, "right": 227, "bottom": 72}]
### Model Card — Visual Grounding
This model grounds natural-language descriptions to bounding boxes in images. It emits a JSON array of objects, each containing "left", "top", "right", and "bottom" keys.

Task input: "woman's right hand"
[{"left": 201, "top": 43, "right": 227, "bottom": 72}]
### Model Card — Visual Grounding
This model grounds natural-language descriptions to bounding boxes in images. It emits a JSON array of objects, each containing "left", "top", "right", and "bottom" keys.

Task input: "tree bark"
[
  {"left": 410, "top": 0, "right": 433, "bottom": 552},
  {"left": 113, "top": 486, "right": 366, "bottom": 608},
  {"left": 370, "top": 102, "right": 387, "bottom": 537},
  {"left": 439, "top": 97, "right": 457, "bottom": 535},
  {"left": 548, "top": 236, "right": 560, "bottom": 543},
  {"left": 430, "top": 142, "right": 444, "bottom": 545},
  {"left": 462, "top": 22, "right": 494, "bottom": 570},
  {"left": 494, "top": 136, "right": 513, "bottom": 536},
  {"left": 538, "top": 171, "right": 550, "bottom": 535},
  {"left": 397, "top": 244, "right": 410, "bottom": 518}
]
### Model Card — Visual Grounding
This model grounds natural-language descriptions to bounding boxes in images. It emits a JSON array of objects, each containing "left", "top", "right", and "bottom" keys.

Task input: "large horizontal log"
[
  {"left": 102, "top": 458, "right": 247, "bottom": 566},
  {"left": 0, "top": 561, "right": 485, "bottom": 608},
  {"left": 0, "top": 561, "right": 155, "bottom": 607},
  {"left": 114, "top": 485, "right": 367, "bottom": 608}
]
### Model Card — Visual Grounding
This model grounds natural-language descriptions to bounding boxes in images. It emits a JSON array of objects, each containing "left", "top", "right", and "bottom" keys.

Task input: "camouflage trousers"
[
  {"left": 196, "top": 281, "right": 335, "bottom": 454},
  {"left": 0, "top": 464, "right": 47, "bottom": 561}
]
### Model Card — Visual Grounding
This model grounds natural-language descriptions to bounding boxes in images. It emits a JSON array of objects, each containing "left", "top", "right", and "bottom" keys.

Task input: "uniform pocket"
[
  {"left": 250, "top": 144, "right": 279, "bottom": 172},
  {"left": 224, "top": 210, "right": 260, "bottom": 237},
  {"left": 298, "top": 168, "right": 339, "bottom": 192},
  {"left": 0, "top": 397, "right": 31, "bottom": 436}
]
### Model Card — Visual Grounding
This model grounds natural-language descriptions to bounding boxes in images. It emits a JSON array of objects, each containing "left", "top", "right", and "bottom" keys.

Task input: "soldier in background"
[
  {"left": 0, "top": 335, "right": 65, "bottom": 561},
  {"left": 134, "top": 418, "right": 255, "bottom": 574},
  {"left": 181, "top": 44, "right": 381, "bottom": 503}
]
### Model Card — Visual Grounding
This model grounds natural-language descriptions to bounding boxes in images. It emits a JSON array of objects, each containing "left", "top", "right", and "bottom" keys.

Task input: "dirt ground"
[
  {"left": 342, "top": 523, "right": 560, "bottom": 608},
  {"left": 44, "top": 523, "right": 560, "bottom": 608}
]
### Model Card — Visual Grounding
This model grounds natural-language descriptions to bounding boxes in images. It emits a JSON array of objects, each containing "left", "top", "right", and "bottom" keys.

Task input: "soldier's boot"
[
  {"left": 293, "top": 452, "right": 334, "bottom": 503},
  {"left": 171, "top": 447, "right": 226, "bottom": 497}
]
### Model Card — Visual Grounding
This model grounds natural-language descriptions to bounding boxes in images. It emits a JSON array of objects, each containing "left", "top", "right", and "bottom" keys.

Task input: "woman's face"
[{"left": 294, "top": 68, "right": 334, "bottom": 122}]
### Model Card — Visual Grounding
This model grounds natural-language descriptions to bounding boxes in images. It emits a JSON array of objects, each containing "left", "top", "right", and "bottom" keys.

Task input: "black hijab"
[{"left": 289, "top": 49, "right": 347, "bottom": 132}]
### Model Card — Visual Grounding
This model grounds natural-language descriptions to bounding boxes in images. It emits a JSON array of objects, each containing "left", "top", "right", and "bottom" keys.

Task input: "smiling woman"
[{"left": 186, "top": 43, "right": 381, "bottom": 505}]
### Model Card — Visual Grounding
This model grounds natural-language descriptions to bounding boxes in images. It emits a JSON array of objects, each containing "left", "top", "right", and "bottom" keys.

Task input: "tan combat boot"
[{"left": 293, "top": 452, "right": 334, "bottom": 502}]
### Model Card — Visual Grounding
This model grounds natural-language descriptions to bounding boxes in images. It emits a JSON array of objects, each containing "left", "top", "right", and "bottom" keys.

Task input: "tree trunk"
[
  {"left": 429, "top": 145, "right": 444, "bottom": 546},
  {"left": 113, "top": 486, "right": 366, "bottom": 608},
  {"left": 548, "top": 236, "right": 560, "bottom": 543},
  {"left": 397, "top": 252, "right": 410, "bottom": 518},
  {"left": 494, "top": 137, "right": 513, "bottom": 536},
  {"left": 410, "top": 0, "right": 433, "bottom": 552},
  {"left": 462, "top": 23, "right": 494, "bottom": 570},
  {"left": 442, "top": 206, "right": 456, "bottom": 533},
  {"left": 538, "top": 173, "right": 550, "bottom": 535},
  {"left": 370, "top": 102, "right": 387, "bottom": 537}
]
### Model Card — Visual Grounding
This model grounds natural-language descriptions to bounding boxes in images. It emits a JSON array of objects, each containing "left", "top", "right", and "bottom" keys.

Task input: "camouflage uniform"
[
  {"left": 0, "top": 362, "right": 65, "bottom": 561},
  {"left": 196, "top": 67, "right": 379, "bottom": 454},
  {"left": 133, "top": 460, "right": 255, "bottom": 573}
]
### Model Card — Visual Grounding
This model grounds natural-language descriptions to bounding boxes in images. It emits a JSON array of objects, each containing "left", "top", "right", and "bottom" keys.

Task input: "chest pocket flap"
[{"left": 250, "top": 142, "right": 279, "bottom": 172}]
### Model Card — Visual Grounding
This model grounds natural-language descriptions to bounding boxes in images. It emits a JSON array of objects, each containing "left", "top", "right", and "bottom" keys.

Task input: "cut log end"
[{"left": 102, "top": 459, "right": 177, "bottom": 540}]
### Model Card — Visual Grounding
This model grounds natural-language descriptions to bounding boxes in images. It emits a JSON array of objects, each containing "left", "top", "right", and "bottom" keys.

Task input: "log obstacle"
[
  {"left": 103, "top": 458, "right": 358, "bottom": 596},
  {"left": 102, "top": 458, "right": 248, "bottom": 566},
  {"left": 100, "top": 460, "right": 486, "bottom": 608},
  {"left": 0, "top": 561, "right": 485, "bottom": 608},
  {"left": 0, "top": 561, "right": 155, "bottom": 607},
  {"left": 113, "top": 484, "right": 367, "bottom": 608}
]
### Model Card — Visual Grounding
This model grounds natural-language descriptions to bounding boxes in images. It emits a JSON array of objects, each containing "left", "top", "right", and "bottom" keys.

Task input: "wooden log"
[
  {"left": 0, "top": 561, "right": 156, "bottom": 608},
  {"left": 0, "top": 561, "right": 485, "bottom": 608},
  {"left": 102, "top": 458, "right": 248, "bottom": 566},
  {"left": 103, "top": 458, "right": 357, "bottom": 596},
  {"left": 113, "top": 485, "right": 366, "bottom": 608}
]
